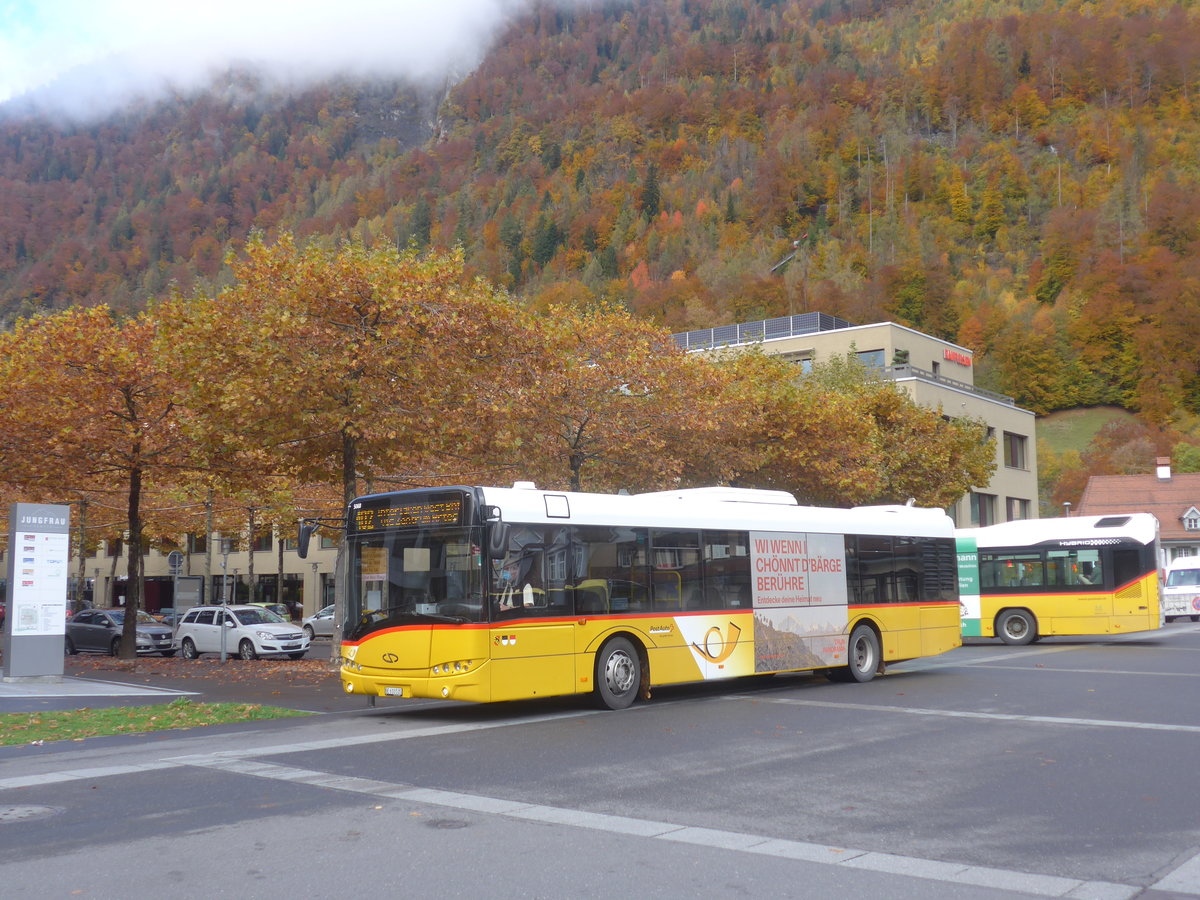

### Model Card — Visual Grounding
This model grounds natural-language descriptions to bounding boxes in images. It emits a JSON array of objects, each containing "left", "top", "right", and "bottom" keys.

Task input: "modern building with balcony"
[{"left": 674, "top": 313, "right": 1038, "bottom": 527}]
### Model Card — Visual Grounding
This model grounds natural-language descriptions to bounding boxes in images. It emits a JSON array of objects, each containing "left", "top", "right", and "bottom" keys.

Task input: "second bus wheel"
[
  {"left": 996, "top": 608, "right": 1037, "bottom": 645},
  {"left": 594, "top": 637, "right": 641, "bottom": 710},
  {"left": 827, "top": 623, "right": 881, "bottom": 683}
]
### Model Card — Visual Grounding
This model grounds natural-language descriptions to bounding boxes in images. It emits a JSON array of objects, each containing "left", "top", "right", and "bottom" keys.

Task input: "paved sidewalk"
[{"left": 0, "top": 645, "right": 366, "bottom": 714}]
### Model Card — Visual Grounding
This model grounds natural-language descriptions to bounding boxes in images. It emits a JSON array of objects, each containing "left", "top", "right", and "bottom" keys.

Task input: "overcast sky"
[{"left": 0, "top": 0, "right": 537, "bottom": 119}]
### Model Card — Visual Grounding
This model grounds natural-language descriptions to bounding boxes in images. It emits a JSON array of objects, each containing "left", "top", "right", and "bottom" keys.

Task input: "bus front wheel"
[
  {"left": 997, "top": 609, "right": 1037, "bottom": 645},
  {"left": 594, "top": 637, "right": 641, "bottom": 710}
]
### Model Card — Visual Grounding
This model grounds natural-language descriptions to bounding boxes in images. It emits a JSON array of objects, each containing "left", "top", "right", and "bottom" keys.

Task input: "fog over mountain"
[{"left": 0, "top": 0, "right": 543, "bottom": 121}]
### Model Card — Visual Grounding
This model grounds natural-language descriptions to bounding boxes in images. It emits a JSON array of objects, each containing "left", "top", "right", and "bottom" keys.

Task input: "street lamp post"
[{"left": 217, "top": 537, "right": 231, "bottom": 662}]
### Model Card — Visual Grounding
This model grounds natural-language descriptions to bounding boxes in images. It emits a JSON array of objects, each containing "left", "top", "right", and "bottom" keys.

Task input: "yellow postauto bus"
[
  {"left": 956, "top": 513, "right": 1161, "bottom": 644},
  {"left": 331, "top": 483, "right": 962, "bottom": 709}
]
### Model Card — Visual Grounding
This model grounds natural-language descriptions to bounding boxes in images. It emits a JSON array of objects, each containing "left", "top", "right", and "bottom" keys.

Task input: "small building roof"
[{"left": 1077, "top": 469, "right": 1200, "bottom": 542}]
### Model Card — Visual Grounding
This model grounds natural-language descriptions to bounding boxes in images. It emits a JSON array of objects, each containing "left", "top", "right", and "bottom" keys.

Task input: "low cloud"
[{"left": 1, "top": 0, "right": 537, "bottom": 121}]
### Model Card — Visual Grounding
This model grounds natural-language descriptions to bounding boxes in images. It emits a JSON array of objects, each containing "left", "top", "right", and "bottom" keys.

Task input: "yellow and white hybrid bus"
[
  {"left": 956, "top": 513, "right": 1161, "bottom": 644},
  {"left": 332, "top": 483, "right": 962, "bottom": 709}
]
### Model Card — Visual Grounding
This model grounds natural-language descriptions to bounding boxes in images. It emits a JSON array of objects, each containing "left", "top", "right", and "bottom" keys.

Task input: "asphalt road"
[{"left": 2, "top": 624, "right": 1200, "bottom": 899}]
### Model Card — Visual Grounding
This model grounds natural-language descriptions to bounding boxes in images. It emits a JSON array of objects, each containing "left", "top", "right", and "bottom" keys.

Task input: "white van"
[{"left": 1162, "top": 558, "right": 1200, "bottom": 622}]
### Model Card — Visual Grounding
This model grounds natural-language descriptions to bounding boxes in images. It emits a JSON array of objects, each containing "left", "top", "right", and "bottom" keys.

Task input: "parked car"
[
  {"left": 249, "top": 601, "right": 292, "bottom": 621},
  {"left": 65, "top": 608, "right": 176, "bottom": 657},
  {"left": 174, "top": 605, "right": 309, "bottom": 660},
  {"left": 301, "top": 604, "right": 335, "bottom": 640}
]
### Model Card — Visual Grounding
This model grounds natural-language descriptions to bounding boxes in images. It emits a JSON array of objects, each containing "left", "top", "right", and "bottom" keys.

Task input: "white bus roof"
[
  {"left": 478, "top": 483, "right": 954, "bottom": 538},
  {"left": 958, "top": 513, "right": 1159, "bottom": 549}
]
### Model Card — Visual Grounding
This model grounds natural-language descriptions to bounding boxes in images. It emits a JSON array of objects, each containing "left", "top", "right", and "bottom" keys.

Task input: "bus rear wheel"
[
  {"left": 997, "top": 609, "right": 1037, "bottom": 645},
  {"left": 594, "top": 637, "right": 641, "bottom": 710},
  {"left": 827, "top": 624, "right": 880, "bottom": 683}
]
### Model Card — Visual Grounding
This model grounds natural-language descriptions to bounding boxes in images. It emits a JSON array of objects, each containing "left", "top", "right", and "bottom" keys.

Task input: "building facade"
[
  {"left": 674, "top": 313, "right": 1039, "bottom": 527},
  {"left": 0, "top": 525, "right": 340, "bottom": 620}
]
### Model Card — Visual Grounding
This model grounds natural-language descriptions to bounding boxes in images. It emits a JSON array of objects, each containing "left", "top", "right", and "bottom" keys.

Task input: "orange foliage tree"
[
  {"left": 0, "top": 307, "right": 197, "bottom": 657},
  {"left": 714, "top": 351, "right": 995, "bottom": 508},
  {"left": 494, "top": 304, "right": 735, "bottom": 493},
  {"left": 162, "top": 235, "right": 529, "bottom": 512}
]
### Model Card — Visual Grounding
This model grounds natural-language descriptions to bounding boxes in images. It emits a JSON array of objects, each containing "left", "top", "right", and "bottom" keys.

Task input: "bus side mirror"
[
  {"left": 487, "top": 522, "right": 510, "bottom": 560},
  {"left": 297, "top": 521, "right": 316, "bottom": 559}
]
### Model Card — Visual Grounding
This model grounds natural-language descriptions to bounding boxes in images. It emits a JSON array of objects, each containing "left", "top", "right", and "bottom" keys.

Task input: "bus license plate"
[{"left": 385, "top": 687, "right": 404, "bottom": 697}]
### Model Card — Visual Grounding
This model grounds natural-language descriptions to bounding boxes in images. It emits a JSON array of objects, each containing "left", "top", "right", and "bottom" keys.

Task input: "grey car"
[
  {"left": 301, "top": 604, "right": 335, "bottom": 640},
  {"left": 65, "top": 608, "right": 176, "bottom": 657}
]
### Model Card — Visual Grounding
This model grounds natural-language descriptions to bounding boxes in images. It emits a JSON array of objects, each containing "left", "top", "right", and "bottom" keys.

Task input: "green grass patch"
[
  {"left": 0, "top": 697, "right": 311, "bottom": 746},
  {"left": 1038, "top": 406, "right": 1136, "bottom": 455}
]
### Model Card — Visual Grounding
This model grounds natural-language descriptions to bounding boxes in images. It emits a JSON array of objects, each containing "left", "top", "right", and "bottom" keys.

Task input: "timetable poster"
[{"left": 8, "top": 504, "right": 70, "bottom": 637}]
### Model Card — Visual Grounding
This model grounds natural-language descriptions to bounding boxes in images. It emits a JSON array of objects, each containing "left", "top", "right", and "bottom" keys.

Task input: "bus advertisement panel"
[
  {"left": 750, "top": 530, "right": 849, "bottom": 672},
  {"left": 957, "top": 536, "right": 982, "bottom": 638}
]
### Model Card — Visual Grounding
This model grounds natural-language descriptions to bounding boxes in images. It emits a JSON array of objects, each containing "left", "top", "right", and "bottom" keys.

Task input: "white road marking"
[
  {"left": 174, "top": 755, "right": 1149, "bottom": 899},
  {"left": 748, "top": 696, "right": 1200, "bottom": 733}
]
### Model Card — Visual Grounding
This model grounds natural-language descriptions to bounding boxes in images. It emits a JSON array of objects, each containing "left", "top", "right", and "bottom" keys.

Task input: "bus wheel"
[
  {"left": 826, "top": 624, "right": 880, "bottom": 683},
  {"left": 847, "top": 624, "right": 881, "bottom": 683},
  {"left": 594, "top": 637, "right": 641, "bottom": 710},
  {"left": 997, "top": 609, "right": 1037, "bottom": 645}
]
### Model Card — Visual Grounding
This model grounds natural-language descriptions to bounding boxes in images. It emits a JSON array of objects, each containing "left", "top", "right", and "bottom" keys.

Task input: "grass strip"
[{"left": 1, "top": 697, "right": 311, "bottom": 746}]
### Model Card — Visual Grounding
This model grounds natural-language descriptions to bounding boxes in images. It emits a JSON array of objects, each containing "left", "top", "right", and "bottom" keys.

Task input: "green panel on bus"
[{"left": 956, "top": 536, "right": 982, "bottom": 637}]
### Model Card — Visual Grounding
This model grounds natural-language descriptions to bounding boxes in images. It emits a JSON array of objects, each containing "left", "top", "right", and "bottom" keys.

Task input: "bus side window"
[
  {"left": 491, "top": 526, "right": 546, "bottom": 619},
  {"left": 703, "top": 530, "right": 750, "bottom": 609}
]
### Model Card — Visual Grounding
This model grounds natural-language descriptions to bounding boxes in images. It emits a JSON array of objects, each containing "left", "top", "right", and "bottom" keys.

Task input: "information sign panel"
[{"left": 4, "top": 503, "right": 71, "bottom": 680}]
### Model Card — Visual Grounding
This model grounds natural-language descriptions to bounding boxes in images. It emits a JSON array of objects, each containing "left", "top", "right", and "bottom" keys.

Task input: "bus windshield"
[{"left": 346, "top": 524, "right": 487, "bottom": 639}]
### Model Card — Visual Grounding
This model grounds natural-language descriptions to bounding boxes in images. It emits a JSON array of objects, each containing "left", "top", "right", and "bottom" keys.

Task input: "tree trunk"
[
  {"left": 120, "top": 466, "right": 143, "bottom": 660},
  {"left": 333, "top": 429, "right": 357, "bottom": 644},
  {"left": 75, "top": 499, "right": 87, "bottom": 613},
  {"left": 247, "top": 506, "right": 256, "bottom": 603}
]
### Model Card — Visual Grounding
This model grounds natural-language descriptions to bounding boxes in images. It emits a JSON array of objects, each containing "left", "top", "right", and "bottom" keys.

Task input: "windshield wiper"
[{"left": 409, "top": 611, "right": 469, "bottom": 625}]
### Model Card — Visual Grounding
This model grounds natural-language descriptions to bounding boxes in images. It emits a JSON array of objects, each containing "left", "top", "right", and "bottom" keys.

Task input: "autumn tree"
[
  {"left": 717, "top": 352, "right": 995, "bottom": 508},
  {"left": 163, "top": 235, "right": 527, "bottom": 514},
  {"left": 495, "top": 303, "right": 732, "bottom": 493},
  {"left": 0, "top": 306, "right": 196, "bottom": 657},
  {"left": 709, "top": 349, "right": 885, "bottom": 504}
]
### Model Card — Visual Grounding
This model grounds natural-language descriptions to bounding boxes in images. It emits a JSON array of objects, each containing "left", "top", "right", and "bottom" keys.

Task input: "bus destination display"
[{"left": 354, "top": 496, "right": 464, "bottom": 532}]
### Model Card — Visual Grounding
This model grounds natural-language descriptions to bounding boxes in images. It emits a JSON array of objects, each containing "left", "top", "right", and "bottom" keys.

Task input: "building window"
[
  {"left": 187, "top": 533, "right": 207, "bottom": 554},
  {"left": 1184, "top": 507, "right": 1200, "bottom": 531},
  {"left": 251, "top": 529, "right": 273, "bottom": 553},
  {"left": 970, "top": 492, "right": 997, "bottom": 527},
  {"left": 106, "top": 538, "right": 123, "bottom": 558},
  {"left": 1003, "top": 432, "right": 1028, "bottom": 469},
  {"left": 856, "top": 349, "right": 885, "bottom": 369},
  {"left": 1006, "top": 497, "right": 1030, "bottom": 521}
]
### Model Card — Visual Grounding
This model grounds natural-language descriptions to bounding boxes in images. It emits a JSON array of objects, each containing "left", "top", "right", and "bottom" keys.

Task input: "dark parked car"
[{"left": 65, "top": 608, "right": 176, "bottom": 657}]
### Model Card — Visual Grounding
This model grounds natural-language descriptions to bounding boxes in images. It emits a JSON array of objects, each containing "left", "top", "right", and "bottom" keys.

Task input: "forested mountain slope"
[{"left": 3, "top": 0, "right": 1200, "bottom": 424}]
